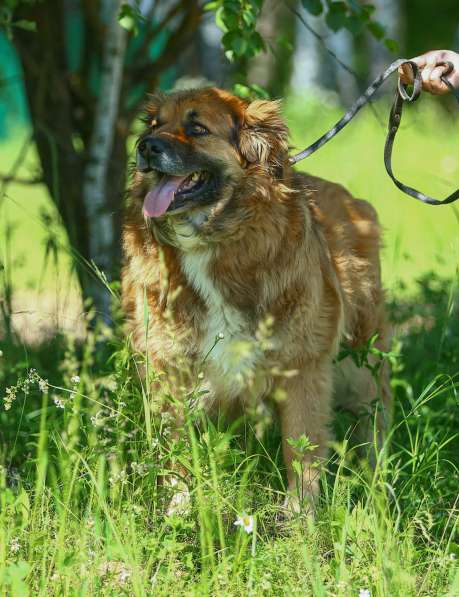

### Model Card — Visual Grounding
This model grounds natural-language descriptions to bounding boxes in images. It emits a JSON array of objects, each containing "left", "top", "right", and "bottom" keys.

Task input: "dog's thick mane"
[{"left": 122, "top": 86, "right": 392, "bottom": 508}]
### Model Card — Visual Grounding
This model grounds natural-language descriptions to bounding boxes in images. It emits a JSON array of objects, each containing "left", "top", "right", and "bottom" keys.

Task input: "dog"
[{"left": 122, "top": 87, "right": 392, "bottom": 510}]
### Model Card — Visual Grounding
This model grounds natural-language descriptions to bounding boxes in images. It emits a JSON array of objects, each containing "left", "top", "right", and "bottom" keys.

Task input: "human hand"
[{"left": 399, "top": 49, "right": 459, "bottom": 94}]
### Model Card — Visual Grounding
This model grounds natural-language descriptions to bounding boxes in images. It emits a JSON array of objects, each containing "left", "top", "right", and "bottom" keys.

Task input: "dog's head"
[{"left": 134, "top": 88, "right": 289, "bottom": 221}]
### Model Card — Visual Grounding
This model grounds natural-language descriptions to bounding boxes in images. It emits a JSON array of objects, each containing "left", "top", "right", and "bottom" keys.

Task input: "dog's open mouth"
[{"left": 143, "top": 170, "right": 211, "bottom": 218}]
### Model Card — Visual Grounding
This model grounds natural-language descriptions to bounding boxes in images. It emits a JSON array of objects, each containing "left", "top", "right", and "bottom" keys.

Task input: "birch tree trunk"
[{"left": 82, "top": 0, "right": 126, "bottom": 322}]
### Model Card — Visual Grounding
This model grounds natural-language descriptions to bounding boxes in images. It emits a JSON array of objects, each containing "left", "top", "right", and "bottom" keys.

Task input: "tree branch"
[
  {"left": 82, "top": 0, "right": 127, "bottom": 320},
  {"left": 129, "top": 0, "right": 187, "bottom": 67},
  {"left": 289, "top": 4, "right": 384, "bottom": 126},
  {"left": 126, "top": 1, "right": 202, "bottom": 120}
]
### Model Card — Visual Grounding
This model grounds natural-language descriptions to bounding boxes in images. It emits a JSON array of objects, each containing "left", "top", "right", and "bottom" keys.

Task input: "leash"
[{"left": 289, "top": 58, "right": 459, "bottom": 206}]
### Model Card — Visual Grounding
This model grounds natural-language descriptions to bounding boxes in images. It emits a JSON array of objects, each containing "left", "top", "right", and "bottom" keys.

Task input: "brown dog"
[{"left": 122, "top": 88, "right": 392, "bottom": 509}]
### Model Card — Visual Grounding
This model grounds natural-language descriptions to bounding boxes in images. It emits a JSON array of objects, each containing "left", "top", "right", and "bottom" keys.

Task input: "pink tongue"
[{"left": 143, "top": 175, "right": 188, "bottom": 218}]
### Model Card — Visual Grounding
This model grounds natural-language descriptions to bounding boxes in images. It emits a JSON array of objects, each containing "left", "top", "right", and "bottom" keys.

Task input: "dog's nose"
[
  {"left": 137, "top": 136, "right": 166, "bottom": 159},
  {"left": 136, "top": 136, "right": 168, "bottom": 172}
]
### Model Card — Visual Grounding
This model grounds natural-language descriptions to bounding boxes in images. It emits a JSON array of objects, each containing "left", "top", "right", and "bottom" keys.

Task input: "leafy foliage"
[
  {"left": 303, "top": 0, "right": 398, "bottom": 52},
  {"left": 206, "top": 0, "right": 398, "bottom": 98},
  {"left": 0, "top": 0, "right": 37, "bottom": 38}
]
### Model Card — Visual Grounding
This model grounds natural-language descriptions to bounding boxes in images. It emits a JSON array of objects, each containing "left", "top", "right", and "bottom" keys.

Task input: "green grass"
[{"left": 0, "top": 95, "right": 459, "bottom": 595}]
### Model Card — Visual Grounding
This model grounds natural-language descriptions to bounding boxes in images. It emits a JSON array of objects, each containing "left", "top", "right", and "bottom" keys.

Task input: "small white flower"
[
  {"left": 10, "top": 537, "right": 21, "bottom": 554},
  {"left": 53, "top": 397, "right": 65, "bottom": 409},
  {"left": 450, "top": 553, "right": 456, "bottom": 561},
  {"left": 217, "top": 332, "right": 225, "bottom": 340},
  {"left": 38, "top": 378, "right": 48, "bottom": 393},
  {"left": 71, "top": 375, "right": 80, "bottom": 384},
  {"left": 234, "top": 513, "right": 254, "bottom": 534},
  {"left": 359, "top": 590, "right": 371, "bottom": 597}
]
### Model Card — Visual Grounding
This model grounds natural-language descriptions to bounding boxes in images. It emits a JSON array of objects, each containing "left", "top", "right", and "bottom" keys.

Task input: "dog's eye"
[{"left": 188, "top": 123, "right": 209, "bottom": 136}]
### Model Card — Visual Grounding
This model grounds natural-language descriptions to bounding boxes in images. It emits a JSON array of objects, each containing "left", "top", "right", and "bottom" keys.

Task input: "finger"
[
  {"left": 411, "top": 50, "right": 448, "bottom": 69},
  {"left": 410, "top": 54, "right": 428, "bottom": 69},
  {"left": 429, "top": 65, "right": 449, "bottom": 95},
  {"left": 420, "top": 55, "right": 438, "bottom": 91}
]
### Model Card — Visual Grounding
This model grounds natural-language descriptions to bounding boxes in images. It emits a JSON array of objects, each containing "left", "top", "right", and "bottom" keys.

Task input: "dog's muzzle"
[{"left": 136, "top": 136, "right": 169, "bottom": 172}]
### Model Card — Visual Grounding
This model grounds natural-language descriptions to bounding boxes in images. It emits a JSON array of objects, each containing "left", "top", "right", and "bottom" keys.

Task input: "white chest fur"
[{"left": 180, "top": 249, "right": 260, "bottom": 399}]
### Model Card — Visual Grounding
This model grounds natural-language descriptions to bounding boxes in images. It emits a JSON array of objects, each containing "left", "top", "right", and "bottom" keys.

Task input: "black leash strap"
[{"left": 289, "top": 58, "right": 459, "bottom": 206}]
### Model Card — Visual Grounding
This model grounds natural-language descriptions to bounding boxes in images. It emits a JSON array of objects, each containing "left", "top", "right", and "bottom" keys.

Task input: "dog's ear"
[{"left": 239, "top": 99, "right": 289, "bottom": 167}]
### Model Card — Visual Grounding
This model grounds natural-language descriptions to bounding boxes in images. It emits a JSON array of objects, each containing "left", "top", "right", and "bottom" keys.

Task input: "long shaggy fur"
[{"left": 122, "top": 87, "right": 392, "bottom": 506}]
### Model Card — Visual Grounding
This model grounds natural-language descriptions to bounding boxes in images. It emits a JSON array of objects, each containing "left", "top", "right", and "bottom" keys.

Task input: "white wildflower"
[
  {"left": 217, "top": 332, "right": 225, "bottom": 340},
  {"left": 10, "top": 537, "right": 21, "bottom": 554},
  {"left": 234, "top": 513, "right": 254, "bottom": 534},
  {"left": 71, "top": 375, "right": 80, "bottom": 384},
  {"left": 38, "top": 378, "right": 48, "bottom": 393},
  {"left": 4, "top": 386, "right": 17, "bottom": 410},
  {"left": 359, "top": 590, "right": 371, "bottom": 597},
  {"left": 450, "top": 553, "right": 456, "bottom": 561},
  {"left": 53, "top": 396, "right": 65, "bottom": 409}
]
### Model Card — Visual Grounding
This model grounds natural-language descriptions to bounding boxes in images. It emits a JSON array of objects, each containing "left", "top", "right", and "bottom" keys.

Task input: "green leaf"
[
  {"left": 203, "top": 1, "right": 220, "bottom": 10},
  {"left": 221, "top": 9, "right": 239, "bottom": 31},
  {"left": 222, "top": 31, "right": 246, "bottom": 56},
  {"left": 248, "top": 30, "right": 265, "bottom": 53},
  {"left": 344, "top": 14, "right": 364, "bottom": 35},
  {"left": 241, "top": 9, "right": 257, "bottom": 27},
  {"left": 215, "top": 6, "right": 227, "bottom": 31},
  {"left": 13, "top": 19, "right": 36, "bottom": 32},
  {"left": 118, "top": 2, "right": 142, "bottom": 33},
  {"left": 233, "top": 83, "right": 252, "bottom": 98},
  {"left": 249, "top": 83, "right": 270, "bottom": 99},
  {"left": 301, "top": 0, "right": 323, "bottom": 16},
  {"left": 119, "top": 15, "right": 136, "bottom": 32},
  {"left": 325, "top": 2, "right": 348, "bottom": 32},
  {"left": 368, "top": 20, "right": 385, "bottom": 40},
  {"left": 384, "top": 37, "right": 399, "bottom": 53},
  {"left": 276, "top": 34, "right": 293, "bottom": 52},
  {"left": 360, "top": 4, "right": 376, "bottom": 19},
  {"left": 292, "top": 459, "right": 303, "bottom": 478},
  {"left": 233, "top": 35, "right": 248, "bottom": 56}
]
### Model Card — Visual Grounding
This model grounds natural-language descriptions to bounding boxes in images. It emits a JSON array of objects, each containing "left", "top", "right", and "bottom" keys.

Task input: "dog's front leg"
[
  {"left": 276, "top": 360, "right": 333, "bottom": 513},
  {"left": 149, "top": 365, "right": 192, "bottom": 515}
]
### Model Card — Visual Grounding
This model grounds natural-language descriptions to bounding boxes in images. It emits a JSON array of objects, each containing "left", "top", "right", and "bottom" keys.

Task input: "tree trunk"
[
  {"left": 11, "top": 0, "right": 202, "bottom": 322},
  {"left": 14, "top": 0, "right": 90, "bottom": 282},
  {"left": 82, "top": 0, "right": 126, "bottom": 321}
]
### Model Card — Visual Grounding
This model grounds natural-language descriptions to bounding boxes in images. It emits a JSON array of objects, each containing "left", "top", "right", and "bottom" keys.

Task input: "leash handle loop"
[{"left": 289, "top": 58, "right": 459, "bottom": 206}]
